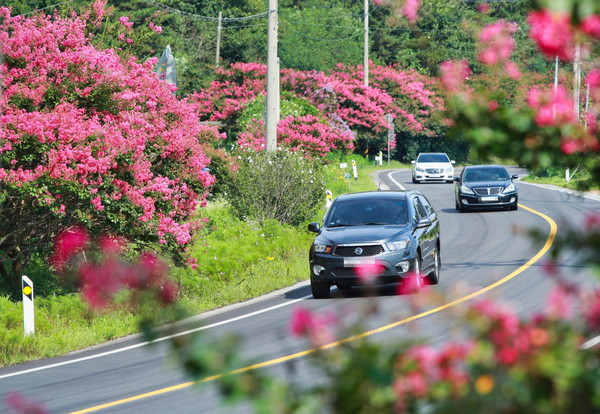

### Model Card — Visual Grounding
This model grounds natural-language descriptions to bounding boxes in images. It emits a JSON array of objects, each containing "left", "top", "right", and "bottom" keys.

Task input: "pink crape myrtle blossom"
[
  {"left": 289, "top": 306, "right": 336, "bottom": 347},
  {"left": 580, "top": 14, "right": 600, "bottom": 39},
  {"left": 546, "top": 284, "right": 575, "bottom": 320},
  {"left": 355, "top": 259, "right": 384, "bottom": 284},
  {"left": 5, "top": 392, "right": 48, "bottom": 414},
  {"left": 528, "top": 9, "right": 576, "bottom": 61},
  {"left": 238, "top": 115, "right": 355, "bottom": 157},
  {"left": 402, "top": 0, "right": 420, "bottom": 23},
  {"left": 52, "top": 228, "right": 178, "bottom": 310},
  {"left": 477, "top": 21, "right": 518, "bottom": 65},
  {"left": 526, "top": 85, "right": 577, "bottom": 127},
  {"left": 0, "top": 2, "right": 218, "bottom": 258},
  {"left": 439, "top": 60, "right": 471, "bottom": 92},
  {"left": 396, "top": 271, "right": 425, "bottom": 295}
]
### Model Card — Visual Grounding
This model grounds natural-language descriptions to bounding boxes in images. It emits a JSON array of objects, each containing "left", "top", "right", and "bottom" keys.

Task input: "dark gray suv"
[{"left": 308, "top": 190, "right": 441, "bottom": 299}]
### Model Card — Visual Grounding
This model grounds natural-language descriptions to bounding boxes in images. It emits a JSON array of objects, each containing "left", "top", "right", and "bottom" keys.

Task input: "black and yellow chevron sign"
[{"left": 22, "top": 279, "right": 33, "bottom": 300}]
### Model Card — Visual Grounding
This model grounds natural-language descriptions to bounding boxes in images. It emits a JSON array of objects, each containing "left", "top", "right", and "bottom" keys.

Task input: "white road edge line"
[{"left": 0, "top": 294, "right": 312, "bottom": 379}]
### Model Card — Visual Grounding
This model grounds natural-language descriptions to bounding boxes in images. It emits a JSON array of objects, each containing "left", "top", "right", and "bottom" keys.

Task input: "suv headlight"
[
  {"left": 386, "top": 240, "right": 409, "bottom": 251},
  {"left": 313, "top": 244, "right": 332, "bottom": 253},
  {"left": 502, "top": 183, "right": 516, "bottom": 193},
  {"left": 460, "top": 184, "right": 474, "bottom": 195}
]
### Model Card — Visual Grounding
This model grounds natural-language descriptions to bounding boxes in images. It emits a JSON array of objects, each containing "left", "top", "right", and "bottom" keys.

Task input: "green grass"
[{"left": 0, "top": 158, "right": 399, "bottom": 367}]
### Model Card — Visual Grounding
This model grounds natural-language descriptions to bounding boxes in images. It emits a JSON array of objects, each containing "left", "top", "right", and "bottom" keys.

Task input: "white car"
[{"left": 411, "top": 152, "right": 455, "bottom": 184}]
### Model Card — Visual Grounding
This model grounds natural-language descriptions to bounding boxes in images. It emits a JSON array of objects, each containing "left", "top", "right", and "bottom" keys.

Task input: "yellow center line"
[{"left": 71, "top": 204, "right": 557, "bottom": 414}]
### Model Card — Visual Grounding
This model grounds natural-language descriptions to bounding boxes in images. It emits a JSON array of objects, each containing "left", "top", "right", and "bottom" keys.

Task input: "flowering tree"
[
  {"left": 188, "top": 62, "right": 443, "bottom": 157},
  {"left": 0, "top": 1, "right": 217, "bottom": 289}
]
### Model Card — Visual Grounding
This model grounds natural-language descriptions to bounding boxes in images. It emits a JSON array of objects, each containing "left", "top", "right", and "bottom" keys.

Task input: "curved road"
[{"left": 1, "top": 167, "right": 599, "bottom": 413}]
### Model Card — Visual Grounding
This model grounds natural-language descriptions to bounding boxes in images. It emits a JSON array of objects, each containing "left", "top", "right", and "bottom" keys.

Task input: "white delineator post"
[
  {"left": 22, "top": 275, "right": 34, "bottom": 336},
  {"left": 326, "top": 190, "right": 333, "bottom": 208}
]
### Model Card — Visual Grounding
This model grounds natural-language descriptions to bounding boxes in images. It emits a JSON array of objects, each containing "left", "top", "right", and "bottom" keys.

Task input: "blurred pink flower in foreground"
[
  {"left": 439, "top": 60, "right": 471, "bottom": 92},
  {"left": 546, "top": 284, "right": 575, "bottom": 320},
  {"left": 402, "top": 0, "right": 420, "bottom": 23},
  {"left": 528, "top": 10, "right": 575, "bottom": 61},
  {"left": 580, "top": 14, "right": 600, "bottom": 39},
  {"left": 477, "top": 21, "right": 518, "bottom": 65},
  {"left": 527, "top": 85, "right": 577, "bottom": 127},
  {"left": 5, "top": 392, "right": 47, "bottom": 414},
  {"left": 396, "top": 271, "right": 425, "bottom": 295},
  {"left": 50, "top": 226, "right": 89, "bottom": 271},
  {"left": 355, "top": 260, "right": 383, "bottom": 284},
  {"left": 289, "top": 306, "right": 336, "bottom": 347}
]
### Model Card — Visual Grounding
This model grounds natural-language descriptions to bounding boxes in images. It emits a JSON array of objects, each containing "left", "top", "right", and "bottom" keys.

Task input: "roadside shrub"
[{"left": 225, "top": 150, "right": 326, "bottom": 225}]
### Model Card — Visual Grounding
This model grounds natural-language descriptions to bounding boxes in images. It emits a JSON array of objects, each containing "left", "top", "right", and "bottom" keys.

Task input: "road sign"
[{"left": 22, "top": 275, "right": 34, "bottom": 336}]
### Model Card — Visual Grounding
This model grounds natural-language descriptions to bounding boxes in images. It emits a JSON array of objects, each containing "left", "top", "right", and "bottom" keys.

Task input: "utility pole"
[
  {"left": 573, "top": 42, "right": 581, "bottom": 121},
  {"left": 215, "top": 11, "right": 222, "bottom": 66},
  {"left": 265, "top": 0, "right": 280, "bottom": 152},
  {"left": 363, "top": 0, "right": 369, "bottom": 86}
]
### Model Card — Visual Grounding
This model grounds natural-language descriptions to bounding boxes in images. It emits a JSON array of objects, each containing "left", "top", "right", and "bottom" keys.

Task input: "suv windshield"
[
  {"left": 325, "top": 199, "right": 408, "bottom": 227},
  {"left": 417, "top": 153, "right": 450, "bottom": 163}
]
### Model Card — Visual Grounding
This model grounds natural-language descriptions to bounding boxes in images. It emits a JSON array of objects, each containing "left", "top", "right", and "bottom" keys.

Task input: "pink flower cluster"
[
  {"left": 238, "top": 115, "right": 355, "bottom": 157},
  {"left": 189, "top": 61, "right": 441, "bottom": 156},
  {"left": 526, "top": 85, "right": 578, "bottom": 127},
  {"left": 394, "top": 342, "right": 472, "bottom": 404},
  {"left": 51, "top": 227, "right": 178, "bottom": 310},
  {"left": 528, "top": 10, "right": 600, "bottom": 61},
  {"left": 0, "top": 3, "right": 218, "bottom": 246},
  {"left": 289, "top": 306, "right": 336, "bottom": 347},
  {"left": 477, "top": 21, "right": 521, "bottom": 80}
]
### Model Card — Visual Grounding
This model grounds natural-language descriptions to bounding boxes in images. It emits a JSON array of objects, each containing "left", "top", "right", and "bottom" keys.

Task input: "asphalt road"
[{"left": 1, "top": 167, "right": 599, "bottom": 413}]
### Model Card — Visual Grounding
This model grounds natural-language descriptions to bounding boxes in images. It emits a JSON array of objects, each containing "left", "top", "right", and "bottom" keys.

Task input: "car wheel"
[
  {"left": 425, "top": 249, "right": 440, "bottom": 285},
  {"left": 311, "top": 280, "right": 331, "bottom": 299},
  {"left": 446, "top": 180, "right": 453, "bottom": 184},
  {"left": 457, "top": 199, "right": 467, "bottom": 212},
  {"left": 412, "top": 177, "right": 419, "bottom": 184},
  {"left": 510, "top": 204, "right": 518, "bottom": 211}
]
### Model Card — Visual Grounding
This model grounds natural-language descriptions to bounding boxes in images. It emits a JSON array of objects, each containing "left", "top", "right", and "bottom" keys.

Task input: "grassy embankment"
[{"left": 0, "top": 158, "right": 397, "bottom": 367}]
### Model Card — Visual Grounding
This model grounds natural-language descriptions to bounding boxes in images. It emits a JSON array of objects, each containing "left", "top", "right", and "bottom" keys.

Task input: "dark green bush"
[{"left": 225, "top": 150, "right": 326, "bottom": 225}]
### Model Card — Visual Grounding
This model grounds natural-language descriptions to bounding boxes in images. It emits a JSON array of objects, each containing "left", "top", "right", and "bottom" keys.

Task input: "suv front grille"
[
  {"left": 332, "top": 265, "right": 388, "bottom": 277},
  {"left": 474, "top": 187, "right": 502, "bottom": 195},
  {"left": 334, "top": 245, "right": 385, "bottom": 257}
]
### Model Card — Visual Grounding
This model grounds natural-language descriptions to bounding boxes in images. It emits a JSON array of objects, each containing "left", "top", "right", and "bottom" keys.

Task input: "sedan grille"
[
  {"left": 332, "top": 265, "right": 388, "bottom": 277},
  {"left": 334, "top": 245, "right": 385, "bottom": 257},
  {"left": 473, "top": 187, "right": 502, "bottom": 195},
  {"left": 425, "top": 168, "right": 444, "bottom": 174}
]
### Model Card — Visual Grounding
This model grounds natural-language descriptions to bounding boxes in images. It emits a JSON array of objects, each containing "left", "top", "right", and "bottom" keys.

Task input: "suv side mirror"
[
  {"left": 308, "top": 222, "right": 321, "bottom": 233},
  {"left": 416, "top": 217, "right": 432, "bottom": 229},
  {"left": 411, "top": 160, "right": 416, "bottom": 165}
]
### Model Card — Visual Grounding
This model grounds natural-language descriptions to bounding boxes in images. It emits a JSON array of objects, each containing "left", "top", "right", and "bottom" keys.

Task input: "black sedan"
[
  {"left": 454, "top": 165, "right": 518, "bottom": 212},
  {"left": 307, "top": 190, "right": 441, "bottom": 299}
]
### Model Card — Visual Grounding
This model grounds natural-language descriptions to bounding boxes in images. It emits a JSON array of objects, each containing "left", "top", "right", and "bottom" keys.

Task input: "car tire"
[
  {"left": 425, "top": 249, "right": 440, "bottom": 285},
  {"left": 446, "top": 180, "right": 453, "bottom": 184},
  {"left": 311, "top": 280, "right": 331, "bottom": 299},
  {"left": 509, "top": 204, "right": 518, "bottom": 211},
  {"left": 412, "top": 177, "right": 419, "bottom": 184}
]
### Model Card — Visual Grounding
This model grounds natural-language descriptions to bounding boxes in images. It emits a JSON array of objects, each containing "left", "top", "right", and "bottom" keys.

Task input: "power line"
[{"left": 146, "top": 0, "right": 269, "bottom": 22}]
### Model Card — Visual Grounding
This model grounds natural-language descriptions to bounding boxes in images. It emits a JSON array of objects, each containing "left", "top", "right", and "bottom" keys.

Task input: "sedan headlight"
[
  {"left": 386, "top": 239, "right": 409, "bottom": 251},
  {"left": 415, "top": 167, "right": 425, "bottom": 172},
  {"left": 460, "top": 184, "right": 474, "bottom": 195},
  {"left": 445, "top": 167, "right": 454, "bottom": 172},
  {"left": 313, "top": 244, "right": 332, "bottom": 253},
  {"left": 502, "top": 183, "right": 516, "bottom": 193}
]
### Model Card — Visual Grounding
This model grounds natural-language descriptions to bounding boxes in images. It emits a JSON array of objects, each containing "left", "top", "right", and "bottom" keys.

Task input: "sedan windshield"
[
  {"left": 464, "top": 168, "right": 509, "bottom": 182},
  {"left": 325, "top": 199, "right": 408, "bottom": 227},
  {"left": 417, "top": 153, "right": 450, "bottom": 163}
]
